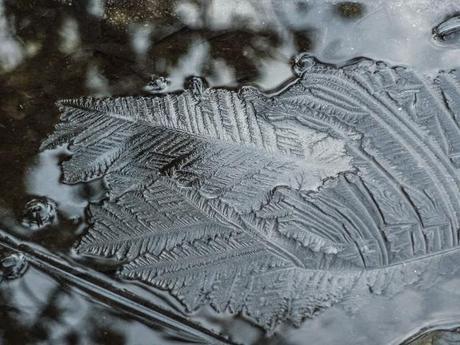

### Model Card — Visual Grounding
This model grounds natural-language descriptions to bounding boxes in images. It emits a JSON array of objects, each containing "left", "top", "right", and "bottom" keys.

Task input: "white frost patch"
[
  {"left": 85, "top": 63, "right": 110, "bottom": 97},
  {"left": 130, "top": 24, "right": 153, "bottom": 58},
  {"left": 87, "top": 0, "right": 105, "bottom": 18},
  {"left": 59, "top": 17, "right": 81, "bottom": 54},
  {"left": 0, "top": 0, "right": 23, "bottom": 72}
]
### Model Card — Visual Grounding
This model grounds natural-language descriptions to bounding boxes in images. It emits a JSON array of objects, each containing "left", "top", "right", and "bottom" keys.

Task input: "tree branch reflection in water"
[{"left": 0, "top": 262, "right": 193, "bottom": 344}]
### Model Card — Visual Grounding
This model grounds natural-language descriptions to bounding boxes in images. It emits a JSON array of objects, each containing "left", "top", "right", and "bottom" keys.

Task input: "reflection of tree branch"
[
  {"left": 398, "top": 323, "right": 460, "bottom": 344},
  {"left": 0, "top": 228, "right": 234, "bottom": 345},
  {"left": 19, "top": 277, "right": 43, "bottom": 306}
]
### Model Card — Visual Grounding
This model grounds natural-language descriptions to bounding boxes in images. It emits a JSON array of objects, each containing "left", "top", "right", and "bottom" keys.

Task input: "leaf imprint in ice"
[{"left": 41, "top": 54, "right": 460, "bottom": 332}]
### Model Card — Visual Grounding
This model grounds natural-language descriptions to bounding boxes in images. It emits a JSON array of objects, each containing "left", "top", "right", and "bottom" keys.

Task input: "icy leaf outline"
[{"left": 42, "top": 55, "right": 460, "bottom": 332}]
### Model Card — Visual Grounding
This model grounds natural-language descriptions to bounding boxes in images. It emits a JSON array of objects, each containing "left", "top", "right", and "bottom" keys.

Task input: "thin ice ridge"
[{"left": 41, "top": 54, "right": 460, "bottom": 332}]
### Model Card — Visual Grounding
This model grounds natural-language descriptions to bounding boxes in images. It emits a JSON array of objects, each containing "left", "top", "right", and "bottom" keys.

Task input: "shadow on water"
[{"left": 2, "top": 0, "right": 460, "bottom": 344}]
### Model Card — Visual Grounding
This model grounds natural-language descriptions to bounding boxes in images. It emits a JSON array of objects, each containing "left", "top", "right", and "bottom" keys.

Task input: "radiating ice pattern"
[{"left": 42, "top": 55, "right": 460, "bottom": 332}]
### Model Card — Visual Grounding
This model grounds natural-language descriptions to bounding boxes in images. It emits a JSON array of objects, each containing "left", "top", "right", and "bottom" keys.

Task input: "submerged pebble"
[
  {"left": 0, "top": 253, "right": 28, "bottom": 281},
  {"left": 144, "top": 76, "right": 170, "bottom": 94},
  {"left": 21, "top": 197, "right": 57, "bottom": 230},
  {"left": 335, "top": 2, "right": 364, "bottom": 20},
  {"left": 185, "top": 76, "right": 209, "bottom": 102},
  {"left": 293, "top": 52, "right": 316, "bottom": 76}
]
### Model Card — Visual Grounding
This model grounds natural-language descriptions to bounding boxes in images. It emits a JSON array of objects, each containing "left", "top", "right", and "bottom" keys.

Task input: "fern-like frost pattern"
[{"left": 42, "top": 56, "right": 460, "bottom": 332}]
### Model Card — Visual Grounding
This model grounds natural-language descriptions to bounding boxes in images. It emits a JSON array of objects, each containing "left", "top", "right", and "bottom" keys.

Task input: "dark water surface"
[{"left": 2, "top": 1, "right": 460, "bottom": 344}]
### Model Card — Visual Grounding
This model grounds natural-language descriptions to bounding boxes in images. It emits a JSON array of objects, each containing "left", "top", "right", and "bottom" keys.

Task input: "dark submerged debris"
[
  {"left": 292, "top": 31, "right": 314, "bottom": 52},
  {"left": 292, "top": 52, "right": 315, "bottom": 76},
  {"left": 143, "top": 76, "right": 170, "bottom": 94},
  {"left": 0, "top": 253, "right": 28, "bottom": 281},
  {"left": 104, "top": 0, "right": 178, "bottom": 28},
  {"left": 335, "top": 2, "right": 364, "bottom": 19},
  {"left": 433, "top": 15, "right": 460, "bottom": 45},
  {"left": 185, "top": 76, "right": 208, "bottom": 102},
  {"left": 21, "top": 197, "right": 57, "bottom": 230}
]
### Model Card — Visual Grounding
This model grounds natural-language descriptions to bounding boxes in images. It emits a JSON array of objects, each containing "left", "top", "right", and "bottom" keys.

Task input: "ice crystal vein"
[{"left": 42, "top": 56, "right": 460, "bottom": 331}]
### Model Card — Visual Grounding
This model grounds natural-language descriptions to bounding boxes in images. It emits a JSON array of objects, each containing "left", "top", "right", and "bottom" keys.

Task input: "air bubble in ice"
[{"left": 0, "top": 253, "right": 28, "bottom": 281}]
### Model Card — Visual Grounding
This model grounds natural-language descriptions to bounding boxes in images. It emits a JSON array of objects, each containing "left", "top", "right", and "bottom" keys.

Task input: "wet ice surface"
[{"left": 1, "top": 0, "right": 460, "bottom": 344}]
